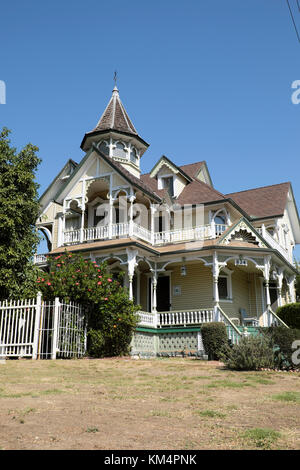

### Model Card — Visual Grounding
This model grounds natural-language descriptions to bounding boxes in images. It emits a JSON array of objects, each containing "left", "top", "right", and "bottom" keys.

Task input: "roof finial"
[{"left": 113, "top": 70, "right": 118, "bottom": 92}]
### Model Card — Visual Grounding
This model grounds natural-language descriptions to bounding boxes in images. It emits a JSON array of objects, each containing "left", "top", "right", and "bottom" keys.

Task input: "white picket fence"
[{"left": 0, "top": 294, "right": 86, "bottom": 360}]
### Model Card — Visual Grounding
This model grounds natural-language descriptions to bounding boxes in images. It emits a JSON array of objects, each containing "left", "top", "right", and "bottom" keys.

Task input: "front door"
[
  {"left": 157, "top": 276, "right": 171, "bottom": 312},
  {"left": 148, "top": 276, "right": 171, "bottom": 312}
]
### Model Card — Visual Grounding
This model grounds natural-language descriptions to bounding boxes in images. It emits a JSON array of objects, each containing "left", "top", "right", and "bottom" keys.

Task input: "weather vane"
[{"left": 113, "top": 70, "right": 118, "bottom": 87}]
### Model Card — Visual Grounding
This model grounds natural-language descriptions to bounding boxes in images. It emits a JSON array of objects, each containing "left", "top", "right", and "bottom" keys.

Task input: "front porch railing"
[
  {"left": 215, "top": 305, "right": 243, "bottom": 344},
  {"left": 266, "top": 307, "right": 289, "bottom": 328},
  {"left": 137, "top": 309, "right": 214, "bottom": 328}
]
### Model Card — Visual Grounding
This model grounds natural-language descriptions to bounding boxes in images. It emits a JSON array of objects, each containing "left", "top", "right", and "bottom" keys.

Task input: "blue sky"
[{"left": 1, "top": 0, "right": 300, "bottom": 257}]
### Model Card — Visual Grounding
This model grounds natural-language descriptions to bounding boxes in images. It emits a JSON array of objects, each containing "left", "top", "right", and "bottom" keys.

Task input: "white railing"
[
  {"left": 62, "top": 223, "right": 228, "bottom": 247},
  {"left": 111, "top": 222, "right": 129, "bottom": 237},
  {"left": 136, "top": 311, "right": 157, "bottom": 327},
  {"left": 132, "top": 223, "right": 152, "bottom": 244},
  {"left": 84, "top": 225, "right": 109, "bottom": 242},
  {"left": 64, "top": 228, "right": 81, "bottom": 244},
  {"left": 158, "top": 309, "right": 214, "bottom": 327},
  {"left": 215, "top": 305, "right": 243, "bottom": 345},
  {"left": 258, "top": 227, "right": 291, "bottom": 263},
  {"left": 0, "top": 294, "right": 86, "bottom": 359},
  {"left": 266, "top": 307, "right": 289, "bottom": 328},
  {"left": 34, "top": 254, "right": 48, "bottom": 265}
]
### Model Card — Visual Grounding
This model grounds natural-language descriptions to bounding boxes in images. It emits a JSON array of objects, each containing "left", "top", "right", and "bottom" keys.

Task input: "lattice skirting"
[{"left": 131, "top": 329, "right": 204, "bottom": 357}]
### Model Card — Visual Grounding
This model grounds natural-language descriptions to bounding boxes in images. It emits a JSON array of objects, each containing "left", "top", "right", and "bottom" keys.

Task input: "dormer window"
[
  {"left": 114, "top": 141, "right": 127, "bottom": 160},
  {"left": 162, "top": 176, "right": 174, "bottom": 197},
  {"left": 98, "top": 140, "right": 109, "bottom": 156}
]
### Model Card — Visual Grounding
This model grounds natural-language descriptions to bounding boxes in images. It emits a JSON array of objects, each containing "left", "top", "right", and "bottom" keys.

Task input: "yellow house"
[{"left": 35, "top": 86, "right": 300, "bottom": 355}]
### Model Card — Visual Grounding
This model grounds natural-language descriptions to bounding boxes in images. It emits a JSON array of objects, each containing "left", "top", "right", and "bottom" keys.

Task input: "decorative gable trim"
[
  {"left": 218, "top": 218, "right": 269, "bottom": 248},
  {"left": 150, "top": 155, "right": 193, "bottom": 183}
]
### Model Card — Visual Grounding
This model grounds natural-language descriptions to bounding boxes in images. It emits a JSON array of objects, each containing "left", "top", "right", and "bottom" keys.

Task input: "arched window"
[
  {"left": 113, "top": 141, "right": 127, "bottom": 159},
  {"left": 212, "top": 209, "right": 228, "bottom": 226},
  {"left": 98, "top": 140, "right": 109, "bottom": 156}
]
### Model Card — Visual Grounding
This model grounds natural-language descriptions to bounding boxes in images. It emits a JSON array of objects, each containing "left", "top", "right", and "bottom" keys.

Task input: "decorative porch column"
[
  {"left": 126, "top": 248, "right": 138, "bottom": 301},
  {"left": 212, "top": 251, "right": 220, "bottom": 321},
  {"left": 151, "top": 271, "right": 158, "bottom": 314},
  {"left": 80, "top": 209, "right": 85, "bottom": 243},
  {"left": 288, "top": 275, "right": 296, "bottom": 303},
  {"left": 108, "top": 195, "right": 113, "bottom": 239},
  {"left": 276, "top": 268, "right": 284, "bottom": 308},
  {"left": 150, "top": 205, "right": 156, "bottom": 245},
  {"left": 128, "top": 195, "right": 136, "bottom": 237}
]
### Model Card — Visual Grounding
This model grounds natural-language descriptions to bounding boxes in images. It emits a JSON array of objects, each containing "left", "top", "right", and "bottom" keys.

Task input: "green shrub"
[
  {"left": 88, "top": 329, "right": 105, "bottom": 357},
  {"left": 201, "top": 322, "right": 228, "bottom": 360},
  {"left": 222, "top": 335, "right": 274, "bottom": 371},
  {"left": 276, "top": 303, "right": 300, "bottom": 329},
  {"left": 261, "top": 326, "right": 300, "bottom": 370}
]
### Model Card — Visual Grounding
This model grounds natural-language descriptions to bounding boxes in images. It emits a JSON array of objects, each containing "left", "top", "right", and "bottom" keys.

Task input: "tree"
[
  {"left": 36, "top": 252, "right": 139, "bottom": 357},
  {"left": 0, "top": 127, "right": 41, "bottom": 299}
]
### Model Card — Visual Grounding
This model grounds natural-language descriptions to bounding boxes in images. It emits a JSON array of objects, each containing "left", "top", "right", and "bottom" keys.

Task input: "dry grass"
[{"left": 0, "top": 357, "right": 299, "bottom": 450}]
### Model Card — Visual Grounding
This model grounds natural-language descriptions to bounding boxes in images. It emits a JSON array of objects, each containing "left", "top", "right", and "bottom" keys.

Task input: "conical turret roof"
[{"left": 92, "top": 86, "right": 138, "bottom": 135}]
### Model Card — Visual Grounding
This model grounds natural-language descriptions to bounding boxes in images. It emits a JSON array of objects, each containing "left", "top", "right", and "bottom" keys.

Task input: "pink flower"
[
  {"left": 41, "top": 278, "right": 44, "bottom": 282},
  {"left": 57, "top": 264, "right": 61, "bottom": 267},
  {"left": 104, "top": 298, "right": 108, "bottom": 301},
  {"left": 75, "top": 282, "right": 79, "bottom": 286},
  {"left": 47, "top": 282, "right": 51, "bottom": 286},
  {"left": 108, "top": 278, "right": 112, "bottom": 282},
  {"left": 98, "top": 275, "right": 102, "bottom": 278},
  {"left": 97, "top": 281, "right": 102, "bottom": 285}
]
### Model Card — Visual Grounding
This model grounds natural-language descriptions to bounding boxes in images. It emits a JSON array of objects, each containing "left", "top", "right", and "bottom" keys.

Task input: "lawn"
[{"left": 0, "top": 358, "right": 299, "bottom": 450}]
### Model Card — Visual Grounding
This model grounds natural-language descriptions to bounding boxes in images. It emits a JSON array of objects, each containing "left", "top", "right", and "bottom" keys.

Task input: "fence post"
[
  {"left": 32, "top": 292, "right": 42, "bottom": 360},
  {"left": 51, "top": 297, "right": 60, "bottom": 360}
]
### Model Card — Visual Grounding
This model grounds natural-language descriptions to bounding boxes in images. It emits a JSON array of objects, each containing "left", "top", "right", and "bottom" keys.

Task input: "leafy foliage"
[
  {"left": 36, "top": 252, "right": 139, "bottom": 357},
  {"left": 261, "top": 326, "right": 300, "bottom": 370},
  {"left": 201, "top": 322, "right": 228, "bottom": 360},
  {"left": 0, "top": 127, "right": 41, "bottom": 299},
  {"left": 222, "top": 335, "right": 274, "bottom": 371},
  {"left": 276, "top": 303, "right": 300, "bottom": 329}
]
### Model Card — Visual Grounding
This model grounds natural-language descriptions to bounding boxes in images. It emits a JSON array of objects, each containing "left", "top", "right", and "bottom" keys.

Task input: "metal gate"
[{"left": 0, "top": 294, "right": 86, "bottom": 360}]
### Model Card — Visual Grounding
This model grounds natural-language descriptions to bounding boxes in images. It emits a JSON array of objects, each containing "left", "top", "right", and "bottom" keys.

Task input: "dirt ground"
[{"left": 0, "top": 357, "right": 299, "bottom": 450}]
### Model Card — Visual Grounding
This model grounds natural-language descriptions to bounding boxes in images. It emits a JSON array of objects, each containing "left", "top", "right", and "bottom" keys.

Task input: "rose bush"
[{"left": 36, "top": 251, "right": 139, "bottom": 357}]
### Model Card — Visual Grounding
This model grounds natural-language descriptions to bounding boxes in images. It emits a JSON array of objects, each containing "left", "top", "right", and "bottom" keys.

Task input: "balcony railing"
[
  {"left": 257, "top": 227, "right": 291, "bottom": 263},
  {"left": 62, "top": 223, "right": 228, "bottom": 247},
  {"left": 33, "top": 254, "right": 48, "bottom": 265}
]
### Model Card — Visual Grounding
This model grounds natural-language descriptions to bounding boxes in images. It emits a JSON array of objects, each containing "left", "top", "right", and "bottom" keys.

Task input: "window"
[
  {"left": 114, "top": 141, "right": 127, "bottom": 159},
  {"left": 215, "top": 214, "right": 226, "bottom": 225},
  {"left": 94, "top": 206, "right": 105, "bottom": 227},
  {"left": 162, "top": 176, "right": 174, "bottom": 197},
  {"left": 130, "top": 147, "right": 138, "bottom": 164},
  {"left": 98, "top": 141, "right": 109, "bottom": 156},
  {"left": 218, "top": 276, "right": 229, "bottom": 299}
]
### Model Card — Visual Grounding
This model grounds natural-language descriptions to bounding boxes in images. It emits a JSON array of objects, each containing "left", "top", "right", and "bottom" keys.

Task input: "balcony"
[
  {"left": 62, "top": 222, "right": 228, "bottom": 247},
  {"left": 257, "top": 227, "right": 292, "bottom": 264}
]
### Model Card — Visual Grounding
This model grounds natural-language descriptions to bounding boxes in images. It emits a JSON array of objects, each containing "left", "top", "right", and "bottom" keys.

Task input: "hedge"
[
  {"left": 276, "top": 303, "right": 300, "bottom": 329},
  {"left": 201, "top": 322, "right": 228, "bottom": 360}
]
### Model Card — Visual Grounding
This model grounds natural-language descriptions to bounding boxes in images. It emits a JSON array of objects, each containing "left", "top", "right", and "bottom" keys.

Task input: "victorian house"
[{"left": 35, "top": 86, "right": 300, "bottom": 355}]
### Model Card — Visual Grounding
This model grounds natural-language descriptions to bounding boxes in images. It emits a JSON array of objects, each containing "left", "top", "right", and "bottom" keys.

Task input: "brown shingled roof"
[
  {"left": 92, "top": 86, "right": 137, "bottom": 135},
  {"left": 226, "top": 182, "right": 291, "bottom": 219}
]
